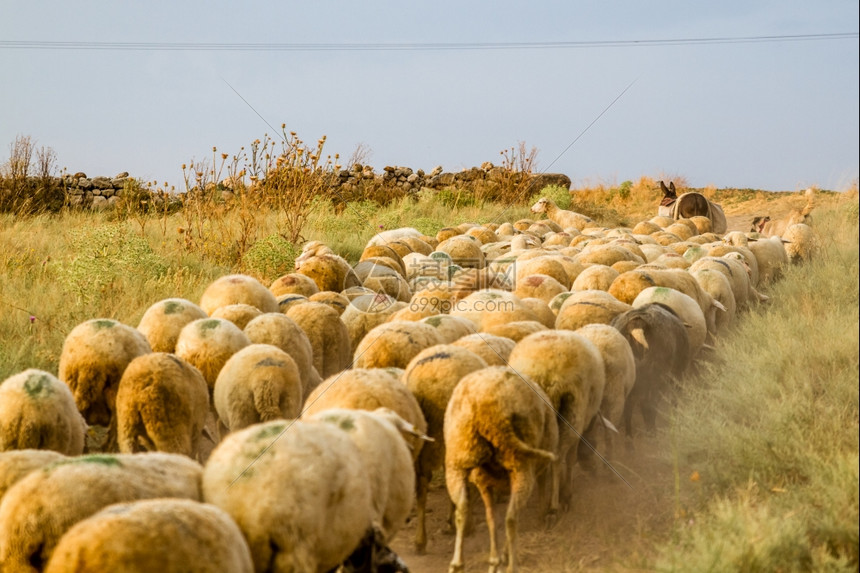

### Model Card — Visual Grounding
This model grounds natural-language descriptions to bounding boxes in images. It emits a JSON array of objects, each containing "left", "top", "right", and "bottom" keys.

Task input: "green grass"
[{"left": 655, "top": 203, "right": 859, "bottom": 571}]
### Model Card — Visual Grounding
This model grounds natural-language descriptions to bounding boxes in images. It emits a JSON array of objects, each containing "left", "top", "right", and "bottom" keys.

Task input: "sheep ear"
[
  {"left": 600, "top": 415, "right": 619, "bottom": 434},
  {"left": 712, "top": 300, "right": 727, "bottom": 312},
  {"left": 630, "top": 328, "right": 649, "bottom": 350}
]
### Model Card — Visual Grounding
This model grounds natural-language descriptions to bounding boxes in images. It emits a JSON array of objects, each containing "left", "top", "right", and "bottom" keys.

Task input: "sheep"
[
  {"left": 575, "top": 244, "right": 645, "bottom": 268},
  {"left": 554, "top": 289, "right": 632, "bottom": 331},
  {"left": 352, "top": 320, "right": 444, "bottom": 370},
  {"left": 632, "top": 220, "right": 663, "bottom": 235},
  {"left": 747, "top": 235, "right": 790, "bottom": 284},
  {"left": 518, "top": 297, "right": 557, "bottom": 328},
  {"left": 213, "top": 344, "right": 303, "bottom": 435},
  {"left": 611, "top": 304, "right": 691, "bottom": 437},
  {"left": 243, "top": 312, "right": 323, "bottom": 401},
  {"left": 116, "top": 353, "right": 209, "bottom": 460},
  {"left": 0, "top": 452, "right": 203, "bottom": 572},
  {"left": 309, "top": 408, "right": 422, "bottom": 544},
  {"left": 0, "top": 369, "right": 87, "bottom": 456},
  {"left": 275, "top": 293, "right": 308, "bottom": 313},
  {"left": 707, "top": 244, "right": 760, "bottom": 286},
  {"left": 514, "top": 253, "right": 581, "bottom": 288},
  {"left": 286, "top": 301, "right": 352, "bottom": 378},
  {"left": 365, "top": 226, "right": 425, "bottom": 248},
  {"left": 435, "top": 235, "right": 486, "bottom": 269},
  {"left": 341, "top": 293, "right": 404, "bottom": 353},
  {"left": 202, "top": 420, "right": 373, "bottom": 573},
  {"left": 402, "top": 345, "right": 489, "bottom": 553},
  {"left": 137, "top": 298, "right": 208, "bottom": 353},
  {"left": 571, "top": 264, "right": 619, "bottom": 291},
  {"left": 58, "top": 318, "right": 152, "bottom": 451},
  {"left": 451, "top": 333, "right": 516, "bottom": 366},
  {"left": 399, "top": 235, "right": 434, "bottom": 255},
  {"left": 514, "top": 273, "right": 568, "bottom": 304},
  {"left": 449, "top": 289, "right": 540, "bottom": 332},
  {"left": 174, "top": 317, "right": 251, "bottom": 390},
  {"left": 209, "top": 303, "right": 263, "bottom": 330},
  {"left": 269, "top": 272, "right": 321, "bottom": 298},
  {"left": 531, "top": 197, "right": 594, "bottom": 231},
  {"left": 507, "top": 330, "right": 605, "bottom": 514},
  {"left": 355, "top": 260, "right": 413, "bottom": 302},
  {"left": 307, "top": 290, "right": 350, "bottom": 315},
  {"left": 483, "top": 320, "right": 549, "bottom": 342},
  {"left": 750, "top": 188, "right": 815, "bottom": 236},
  {"left": 419, "top": 313, "right": 478, "bottom": 343},
  {"left": 445, "top": 366, "right": 558, "bottom": 573},
  {"left": 360, "top": 245, "right": 407, "bottom": 275},
  {"left": 782, "top": 222, "right": 819, "bottom": 263},
  {"left": 689, "top": 256, "right": 759, "bottom": 310},
  {"left": 631, "top": 287, "right": 709, "bottom": 356},
  {"left": 295, "top": 249, "right": 362, "bottom": 292},
  {"left": 43, "top": 498, "right": 254, "bottom": 573},
  {"left": 690, "top": 267, "right": 737, "bottom": 334},
  {"left": 0, "top": 450, "right": 66, "bottom": 501},
  {"left": 199, "top": 274, "right": 279, "bottom": 315},
  {"left": 573, "top": 324, "right": 636, "bottom": 460},
  {"left": 302, "top": 367, "right": 428, "bottom": 458},
  {"left": 689, "top": 215, "right": 713, "bottom": 234}
]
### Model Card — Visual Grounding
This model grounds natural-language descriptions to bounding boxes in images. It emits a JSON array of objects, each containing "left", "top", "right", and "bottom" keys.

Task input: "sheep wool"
[
  {"left": 418, "top": 314, "right": 478, "bottom": 344},
  {"left": 0, "top": 369, "right": 86, "bottom": 456},
  {"left": 213, "top": 344, "right": 303, "bottom": 433},
  {"left": 352, "top": 320, "right": 444, "bottom": 370},
  {"left": 451, "top": 333, "right": 516, "bottom": 366},
  {"left": 782, "top": 222, "right": 819, "bottom": 264},
  {"left": 570, "top": 264, "right": 619, "bottom": 292},
  {"left": 44, "top": 499, "right": 254, "bottom": 573},
  {"left": 403, "top": 344, "right": 488, "bottom": 553},
  {"left": 286, "top": 301, "right": 352, "bottom": 378},
  {"left": 174, "top": 318, "right": 251, "bottom": 390},
  {"left": 209, "top": 303, "right": 263, "bottom": 330},
  {"left": 302, "top": 368, "right": 428, "bottom": 459},
  {"left": 554, "top": 289, "right": 632, "bottom": 331},
  {"left": 0, "top": 452, "right": 203, "bottom": 572},
  {"left": 269, "top": 272, "right": 321, "bottom": 298},
  {"left": 137, "top": 298, "right": 208, "bottom": 353},
  {"left": 632, "top": 286, "right": 708, "bottom": 356},
  {"left": 58, "top": 318, "right": 152, "bottom": 449},
  {"left": 0, "top": 449, "right": 66, "bottom": 501},
  {"left": 445, "top": 366, "right": 558, "bottom": 573},
  {"left": 202, "top": 420, "right": 373, "bottom": 573},
  {"left": 199, "top": 274, "right": 279, "bottom": 316}
]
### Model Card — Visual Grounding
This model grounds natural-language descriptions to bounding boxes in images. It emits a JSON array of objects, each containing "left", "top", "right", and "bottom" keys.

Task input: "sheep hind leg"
[
  {"left": 503, "top": 467, "right": 534, "bottom": 573},
  {"left": 446, "top": 467, "right": 469, "bottom": 573},
  {"left": 472, "top": 469, "right": 501, "bottom": 573},
  {"left": 414, "top": 471, "right": 430, "bottom": 553}
]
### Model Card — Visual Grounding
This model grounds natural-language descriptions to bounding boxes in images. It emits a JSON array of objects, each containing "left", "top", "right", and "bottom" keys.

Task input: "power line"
[{"left": 0, "top": 33, "right": 856, "bottom": 52}]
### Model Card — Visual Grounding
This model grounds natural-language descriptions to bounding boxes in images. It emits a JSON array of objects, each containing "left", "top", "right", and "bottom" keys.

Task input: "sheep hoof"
[{"left": 448, "top": 564, "right": 464, "bottom": 573}]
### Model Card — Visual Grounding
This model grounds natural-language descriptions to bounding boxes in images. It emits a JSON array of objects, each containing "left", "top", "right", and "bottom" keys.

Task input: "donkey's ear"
[
  {"left": 670, "top": 181, "right": 676, "bottom": 192},
  {"left": 660, "top": 180, "right": 669, "bottom": 194}
]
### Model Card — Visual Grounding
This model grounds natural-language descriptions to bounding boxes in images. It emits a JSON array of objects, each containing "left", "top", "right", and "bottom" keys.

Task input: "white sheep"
[
  {"left": 355, "top": 260, "right": 413, "bottom": 302},
  {"left": 286, "top": 301, "right": 352, "bottom": 378},
  {"left": 295, "top": 244, "right": 362, "bottom": 292},
  {"left": 0, "top": 452, "right": 203, "bottom": 572},
  {"left": 202, "top": 419, "right": 373, "bottom": 573},
  {"left": 302, "top": 367, "right": 428, "bottom": 458},
  {"left": 365, "top": 226, "right": 425, "bottom": 248},
  {"left": 308, "top": 290, "right": 351, "bottom": 315},
  {"left": 690, "top": 267, "right": 737, "bottom": 334},
  {"left": 449, "top": 289, "right": 540, "bottom": 332},
  {"left": 402, "top": 344, "right": 489, "bottom": 553},
  {"left": 782, "top": 222, "right": 819, "bottom": 263},
  {"left": 554, "top": 289, "right": 632, "bottom": 331},
  {"left": 0, "top": 369, "right": 86, "bottom": 455},
  {"left": 309, "top": 408, "right": 422, "bottom": 543},
  {"left": 573, "top": 324, "right": 636, "bottom": 460},
  {"left": 531, "top": 197, "right": 594, "bottom": 231},
  {"left": 44, "top": 498, "right": 254, "bottom": 573},
  {"left": 445, "top": 366, "right": 558, "bottom": 573},
  {"left": 450, "top": 333, "right": 516, "bottom": 366},
  {"left": 514, "top": 273, "right": 568, "bottom": 304},
  {"left": 243, "top": 312, "right": 322, "bottom": 401},
  {"left": 340, "top": 293, "right": 404, "bottom": 353},
  {"left": 419, "top": 313, "right": 478, "bottom": 343},
  {"left": 570, "top": 264, "right": 620, "bottom": 292},
  {"left": 631, "top": 286, "right": 709, "bottom": 356},
  {"left": 199, "top": 274, "right": 279, "bottom": 316},
  {"left": 116, "top": 353, "right": 209, "bottom": 460},
  {"left": 209, "top": 303, "right": 263, "bottom": 330},
  {"left": 213, "top": 344, "right": 303, "bottom": 433},
  {"left": 352, "top": 320, "right": 444, "bottom": 370},
  {"left": 136, "top": 298, "right": 208, "bottom": 353},
  {"left": 518, "top": 297, "right": 557, "bottom": 328},
  {"left": 507, "top": 330, "right": 605, "bottom": 514},
  {"left": 58, "top": 318, "right": 152, "bottom": 451},
  {"left": 174, "top": 317, "right": 251, "bottom": 390},
  {"left": 748, "top": 235, "right": 790, "bottom": 284},
  {"left": 269, "top": 272, "right": 321, "bottom": 298},
  {"left": 0, "top": 449, "right": 66, "bottom": 501},
  {"left": 483, "top": 319, "right": 549, "bottom": 342}
]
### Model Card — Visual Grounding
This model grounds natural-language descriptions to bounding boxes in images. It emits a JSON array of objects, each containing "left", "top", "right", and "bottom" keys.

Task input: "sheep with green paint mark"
[
  {"left": 44, "top": 498, "right": 254, "bottom": 573},
  {"left": 0, "top": 450, "right": 66, "bottom": 501},
  {"left": 213, "top": 344, "right": 303, "bottom": 434},
  {"left": 202, "top": 420, "right": 373, "bottom": 573},
  {"left": 352, "top": 320, "right": 444, "bottom": 370},
  {"left": 286, "top": 301, "right": 352, "bottom": 378},
  {"left": 0, "top": 369, "right": 86, "bottom": 456},
  {"left": 419, "top": 314, "right": 478, "bottom": 344},
  {"left": 116, "top": 353, "right": 209, "bottom": 460},
  {"left": 0, "top": 452, "right": 202, "bottom": 572},
  {"left": 58, "top": 318, "right": 151, "bottom": 452},
  {"left": 174, "top": 318, "right": 251, "bottom": 391},
  {"left": 137, "top": 298, "right": 208, "bottom": 353}
]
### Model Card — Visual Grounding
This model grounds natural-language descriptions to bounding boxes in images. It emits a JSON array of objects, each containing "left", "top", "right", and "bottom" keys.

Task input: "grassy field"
[{"left": 0, "top": 182, "right": 857, "bottom": 570}]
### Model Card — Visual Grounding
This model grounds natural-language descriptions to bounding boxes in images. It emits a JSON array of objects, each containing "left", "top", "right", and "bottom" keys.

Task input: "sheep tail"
[{"left": 253, "top": 382, "right": 283, "bottom": 422}]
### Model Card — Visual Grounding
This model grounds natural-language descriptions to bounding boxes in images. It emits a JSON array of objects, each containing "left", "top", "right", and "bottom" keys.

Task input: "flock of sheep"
[{"left": 0, "top": 191, "right": 819, "bottom": 573}]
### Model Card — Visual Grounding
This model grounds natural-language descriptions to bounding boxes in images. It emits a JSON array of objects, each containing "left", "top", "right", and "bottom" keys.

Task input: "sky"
[{"left": 1, "top": 1, "right": 858, "bottom": 193}]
